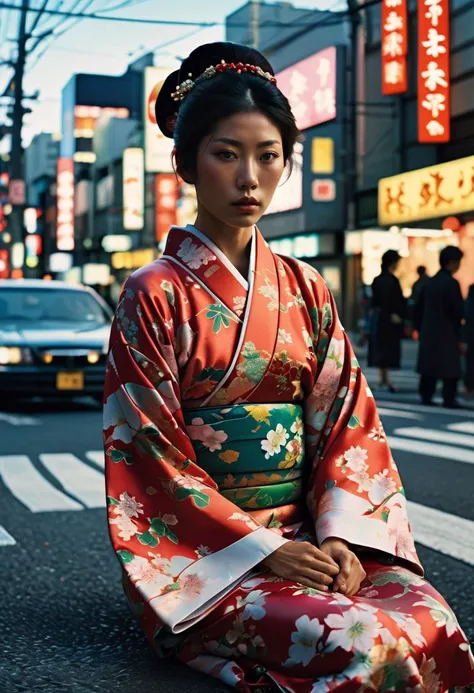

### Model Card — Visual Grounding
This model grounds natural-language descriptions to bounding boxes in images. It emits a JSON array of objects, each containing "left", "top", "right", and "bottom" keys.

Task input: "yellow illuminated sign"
[
  {"left": 111, "top": 249, "right": 156, "bottom": 270},
  {"left": 378, "top": 155, "right": 474, "bottom": 225},
  {"left": 312, "top": 138, "right": 334, "bottom": 174}
]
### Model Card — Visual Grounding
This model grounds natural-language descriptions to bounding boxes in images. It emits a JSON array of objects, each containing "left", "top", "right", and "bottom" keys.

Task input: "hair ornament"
[{"left": 171, "top": 60, "right": 277, "bottom": 103}]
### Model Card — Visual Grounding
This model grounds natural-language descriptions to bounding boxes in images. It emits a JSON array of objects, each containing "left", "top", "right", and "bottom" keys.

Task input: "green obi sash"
[{"left": 183, "top": 403, "right": 305, "bottom": 511}]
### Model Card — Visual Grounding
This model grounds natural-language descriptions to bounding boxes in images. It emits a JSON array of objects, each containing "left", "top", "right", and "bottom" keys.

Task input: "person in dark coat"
[
  {"left": 369, "top": 249, "right": 406, "bottom": 392},
  {"left": 411, "top": 266, "right": 429, "bottom": 304},
  {"left": 465, "top": 283, "right": 474, "bottom": 398},
  {"left": 408, "top": 266, "right": 429, "bottom": 328},
  {"left": 414, "top": 245, "right": 464, "bottom": 408}
]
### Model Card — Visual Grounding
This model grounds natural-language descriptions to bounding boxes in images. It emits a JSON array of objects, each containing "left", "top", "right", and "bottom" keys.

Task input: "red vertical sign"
[
  {"left": 155, "top": 174, "right": 178, "bottom": 243},
  {"left": 418, "top": 0, "right": 450, "bottom": 142},
  {"left": 382, "top": 0, "right": 408, "bottom": 95},
  {"left": 0, "top": 249, "right": 8, "bottom": 278}
]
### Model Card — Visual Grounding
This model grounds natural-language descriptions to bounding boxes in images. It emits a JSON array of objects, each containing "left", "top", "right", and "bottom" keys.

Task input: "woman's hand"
[
  {"left": 320, "top": 538, "right": 366, "bottom": 596},
  {"left": 262, "top": 541, "right": 340, "bottom": 591}
]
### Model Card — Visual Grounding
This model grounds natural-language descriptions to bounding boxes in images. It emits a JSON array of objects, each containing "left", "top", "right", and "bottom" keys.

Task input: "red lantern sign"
[
  {"left": 155, "top": 174, "right": 178, "bottom": 243},
  {"left": 0, "top": 249, "right": 8, "bottom": 278},
  {"left": 382, "top": 0, "right": 408, "bottom": 95},
  {"left": 418, "top": 0, "right": 450, "bottom": 142}
]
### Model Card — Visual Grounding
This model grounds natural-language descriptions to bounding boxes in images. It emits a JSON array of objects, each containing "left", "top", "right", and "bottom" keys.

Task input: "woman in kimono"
[{"left": 103, "top": 42, "right": 474, "bottom": 692}]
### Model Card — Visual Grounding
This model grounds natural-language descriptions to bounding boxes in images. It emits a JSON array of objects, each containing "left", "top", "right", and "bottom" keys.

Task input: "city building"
[
  {"left": 24, "top": 133, "right": 61, "bottom": 276},
  {"left": 344, "top": 0, "right": 474, "bottom": 327},
  {"left": 60, "top": 54, "right": 149, "bottom": 163},
  {"left": 55, "top": 54, "right": 197, "bottom": 297},
  {"left": 25, "top": 133, "right": 60, "bottom": 205},
  {"left": 54, "top": 54, "right": 153, "bottom": 289}
]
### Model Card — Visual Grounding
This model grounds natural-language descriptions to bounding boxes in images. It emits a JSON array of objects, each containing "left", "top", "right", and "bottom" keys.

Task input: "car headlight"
[
  {"left": 0, "top": 346, "right": 33, "bottom": 365},
  {"left": 87, "top": 351, "right": 100, "bottom": 364}
]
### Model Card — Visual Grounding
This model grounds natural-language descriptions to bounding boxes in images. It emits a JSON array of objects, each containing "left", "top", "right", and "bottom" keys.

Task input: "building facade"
[
  {"left": 23, "top": 133, "right": 61, "bottom": 276},
  {"left": 345, "top": 0, "right": 474, "bottom": 327}
]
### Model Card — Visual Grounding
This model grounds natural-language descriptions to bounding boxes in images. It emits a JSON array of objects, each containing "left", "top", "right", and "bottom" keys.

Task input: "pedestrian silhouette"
[
  {"left": 414, "top": 245, "right": 464, "bottom": 408},
  {"left": 369, "top": 249, "right": 406, "bottom": 393},
  {"left": 409, "top": 266, "right": 429, "bottom": 328},
  {"left": 411, "top": 266, "right": 429, "bottom": 304},
  {"left": 465, "top": 283, "right": 474, "bottom": 398}
]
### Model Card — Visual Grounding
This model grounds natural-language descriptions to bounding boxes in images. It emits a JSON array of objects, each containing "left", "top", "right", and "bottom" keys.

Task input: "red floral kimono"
[{"left": 103, "top": 224, "right": 474, "bottom": 692}]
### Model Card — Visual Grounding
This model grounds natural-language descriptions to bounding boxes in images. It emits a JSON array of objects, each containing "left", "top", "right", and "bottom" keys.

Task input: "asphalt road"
[{"left": 0, "top": 394, "right": 473, "bottom": 693}]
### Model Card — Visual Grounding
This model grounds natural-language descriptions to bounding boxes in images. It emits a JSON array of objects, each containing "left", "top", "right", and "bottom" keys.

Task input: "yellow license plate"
[{"left": 56, "top": 372, "right": 84, "bottom": 390}]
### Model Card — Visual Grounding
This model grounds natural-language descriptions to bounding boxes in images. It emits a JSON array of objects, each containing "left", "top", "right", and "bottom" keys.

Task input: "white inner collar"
[{"left": 184, "top": 224, "right": 254, "bottom": 290}]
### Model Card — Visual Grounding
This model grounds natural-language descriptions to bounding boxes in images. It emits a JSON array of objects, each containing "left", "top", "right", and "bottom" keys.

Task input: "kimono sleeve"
[
  {"left": 304, "top": 279, "right": 422, "bottom": 574},
  {"left": 103, "top": 275, "right": 288, "bottom": 635}
]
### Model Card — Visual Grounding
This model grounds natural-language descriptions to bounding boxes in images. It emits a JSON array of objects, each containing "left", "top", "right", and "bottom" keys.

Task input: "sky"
[{"left": 0, "top": 0, "right": 345, "bottom": 148}]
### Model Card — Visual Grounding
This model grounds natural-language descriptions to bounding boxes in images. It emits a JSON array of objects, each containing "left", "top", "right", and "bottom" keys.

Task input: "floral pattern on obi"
[{"left": 183, "top": 403, "right": 305, "bottom": 510}]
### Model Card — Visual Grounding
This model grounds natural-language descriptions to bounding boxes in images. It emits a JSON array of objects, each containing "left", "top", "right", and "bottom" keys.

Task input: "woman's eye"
[
  {"left": 261, "top": 152, "right": 279, "bottom": 162},
  {"left": 217, "top": 150, "right": 237, "bottom": 160}
]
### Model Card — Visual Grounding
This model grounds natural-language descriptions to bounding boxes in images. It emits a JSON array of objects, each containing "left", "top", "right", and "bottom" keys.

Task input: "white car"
[{"left": 0, "top": 279, "right": 113, "bottom": 402}]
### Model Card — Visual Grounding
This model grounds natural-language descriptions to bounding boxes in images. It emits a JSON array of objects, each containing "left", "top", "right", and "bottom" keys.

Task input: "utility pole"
[
  {"left": 9, "top": 0, "right": 30, "bottom": 271},
  {"left": 250, "top": 0, "right": 260, "bottom": 50},
  {"left": 346, "top": 0, "right": 361, "bottom": 232}
]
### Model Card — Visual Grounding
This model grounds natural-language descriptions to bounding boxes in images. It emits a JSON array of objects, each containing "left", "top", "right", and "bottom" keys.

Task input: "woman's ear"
[
  {"left": 173, "top": 149, "right": 194, "bottom": 184},
  {"left": 176, "top": 162, "right": 195, "bottom": 185}
]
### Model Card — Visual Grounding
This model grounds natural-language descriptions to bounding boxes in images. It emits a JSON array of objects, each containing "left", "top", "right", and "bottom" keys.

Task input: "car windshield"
[{"left": 0, "top": 288, "right": 109, "bottom": 325}]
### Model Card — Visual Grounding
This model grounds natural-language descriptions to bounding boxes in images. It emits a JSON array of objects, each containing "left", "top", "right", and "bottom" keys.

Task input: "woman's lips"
[{"left": 232, "top": 200, "right": 260, "bottom": 213}]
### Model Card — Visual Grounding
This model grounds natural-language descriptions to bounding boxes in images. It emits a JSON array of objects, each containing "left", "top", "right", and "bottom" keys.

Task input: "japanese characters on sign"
[
  {"left": 418, "top": 0, "right": 450, "bottom": 142},
  {"left": 378, "top": 155, "right": 474, "bottom": 225},
  {"left": 123, "top": 148, "right": 144, "bottom": 231},
  {"left": 382, "top": 0, "right": 408, "bottom": 95},
  {"left": 275, "top": 47, "right": 337, "bottom": 131},
  {"left": 56, "top": 158, "right": 75, "bottom": 252}
]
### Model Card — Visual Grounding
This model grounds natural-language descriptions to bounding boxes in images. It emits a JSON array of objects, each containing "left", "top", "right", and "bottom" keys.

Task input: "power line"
[
  {"left": 148, "top": 25, "right": 209, "bottom": 55},
  {"left": 0, "top": 1, "right": 349, "bottom": 28},
  {"left": 99, "top": 0, "right": 151, "bottom": 13},
  {"left": 26, "top": 0, "right": 107, "bottom": 72},
  {"left": 27, "top": 0, "right": 51, "bottom": 36},
  {"left": 0, "top": 2, "right": 14, "bottom": 49}
]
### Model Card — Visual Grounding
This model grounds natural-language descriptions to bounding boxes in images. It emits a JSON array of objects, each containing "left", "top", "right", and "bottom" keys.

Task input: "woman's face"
[{"left": 192, "top": 111, "right": 286, "bottom": 229}]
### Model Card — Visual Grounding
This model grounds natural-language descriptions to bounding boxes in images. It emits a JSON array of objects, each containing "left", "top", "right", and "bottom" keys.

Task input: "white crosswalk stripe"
[
  {"left": 378, "top": 399, "right": 474, "bottom": 418},
  {"left": 1, "top": 448, "right": 474, "bottom": 567},
  {"left": 408, "top": 501, "right": 474, "bottom": 566},
  {"left": 387, "top": 420, "right": 474, "bottom": 465},
  {"left": 393, "top": 426, "right": 474, "bottom": 450},
  {"left": 85, "top": 450, "right": 105, "bottom": 468},
  {"left": 378, "top": 407, "right": 423, "bottom": 420},
  {"left": 388, "top": 436, "right": 474, "bottom": 465},
  {"left": 0, "top": 525, "right": 16, "bottom": 546},
  {"left": 448, "top": 421, "right": 474, "bottom": 434},
  {"left": 40, "top": 453, "right": 105, "bottom": 508},
  {"left": 0, "top": 454, "right": 84, "bottom": 512}
]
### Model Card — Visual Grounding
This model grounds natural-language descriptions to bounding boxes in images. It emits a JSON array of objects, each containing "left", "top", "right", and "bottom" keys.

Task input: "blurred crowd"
[{"left": 361, "top": 246, "right": 474, "bottom": 408}]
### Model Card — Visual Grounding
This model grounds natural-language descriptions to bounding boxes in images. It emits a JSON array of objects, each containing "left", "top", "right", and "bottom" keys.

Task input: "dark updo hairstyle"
[{"left": 155, "top": 42, "right": 299, "bottom": 180}]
